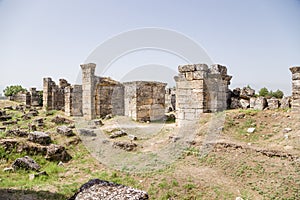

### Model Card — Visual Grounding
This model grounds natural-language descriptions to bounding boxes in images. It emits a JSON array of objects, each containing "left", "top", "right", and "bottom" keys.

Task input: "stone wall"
[
  {"left": 165, "top": 88, "right": 176, "bottom": 112},
  {"left": 10, "top": 92, "right": 31, "bottom": 105},
  {"left": 65, "top": 85, "right": 83, "bottom": 116},
  {"left": 95, "top": 77, "right": 124, "bottom": 118},
  {"left": 175, "top": 64, "right": 231, "bottom": 125},
  {"left": 124, "top": 81, "right": 166, "bottom": 121},
  {"left": 43, "top": 78, "right": 70, "bottom": 111},
  {"left": 290, "top": 66, "right": 300, "bottom": 112}
]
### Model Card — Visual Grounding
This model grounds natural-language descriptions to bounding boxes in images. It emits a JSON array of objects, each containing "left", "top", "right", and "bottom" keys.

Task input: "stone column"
[
  {"left": 81, "top": 63, "right": 96, "bottom": 120},
  {"left": 43, "top": 78, "right": 53, "bottom": 111},
  {"left": 290, "top": 66, "right": 300, "bottom": 112}
]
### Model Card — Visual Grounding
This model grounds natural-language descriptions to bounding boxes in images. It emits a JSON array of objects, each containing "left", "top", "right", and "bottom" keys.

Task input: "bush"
[
  {"left": 258, "top": 87, "right": 269, "bottom": 97},
  {"left": 3, "top": 85, "right": 27, "bottom": 97},
  {"left": 270, "top": 89, "right": 284, "bottom": 99},
  {"left": 258, "top": 87, "right": 284, "bottom": 99}
]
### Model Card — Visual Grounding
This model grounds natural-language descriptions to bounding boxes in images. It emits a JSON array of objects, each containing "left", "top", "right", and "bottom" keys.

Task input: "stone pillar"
[
  {"left": 290, "top": 66, "right": 300, "bottom": 112},
  {"left": 43, "top": 78, "right": 53, "bottom": 111},
  {"left": 81, "top": 63, "right": 96, "bottom": 120}
]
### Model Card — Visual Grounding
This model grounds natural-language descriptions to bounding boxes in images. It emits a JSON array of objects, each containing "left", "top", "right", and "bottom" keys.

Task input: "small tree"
[
  {"left": 258, "top": 87, "right": 269, "bottom": 97},
  {"left": 272, "top": 89, "right": 284, "bottom": 99},
  {"left": 3, "top": 85, "right": 27, "bottom": 97}
]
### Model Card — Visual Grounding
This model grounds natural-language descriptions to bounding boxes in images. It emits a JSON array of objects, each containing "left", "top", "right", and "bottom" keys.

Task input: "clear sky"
[{"left": 0, "top": 0, "right": 299, "bottom": 96}]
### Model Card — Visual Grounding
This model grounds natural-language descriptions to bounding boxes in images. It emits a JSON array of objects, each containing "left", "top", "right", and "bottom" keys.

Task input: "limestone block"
[
  {"left": 178, "top": 64, "right": 195, "bottom": 73},
  {"left": 185, "top": 72, "right": 194, "bottom": 81},
  {"left": 193, "top": 71, "right": 207, "bottom": 80},
  {"left": 267, "top": 98, "right": 280, "bottom": 110},
  {"left": 195, "top": 64, "right": 208, "bottom": 71}
]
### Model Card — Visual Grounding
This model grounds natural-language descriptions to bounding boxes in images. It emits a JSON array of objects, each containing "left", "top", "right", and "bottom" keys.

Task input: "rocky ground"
[{"left": 0, "top": 100, "right": 299, "bottom": 199}]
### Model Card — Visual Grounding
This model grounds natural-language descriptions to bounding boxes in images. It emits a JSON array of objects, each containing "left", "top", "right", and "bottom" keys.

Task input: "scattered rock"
[
  {"left": 68, "top": 124, "right": 75, "bottom": 129},
  {"left": 0, "top": 110, "right": 6, "bottom": 116},
  {"left": 57, "top": 126, "right": 75, "bottom": 137},
  {"left": 78, "top": 129, "right": 96, "bottom": 137},
  {"left": 240, "top": 87, "right": 255, "bottom": 97},
  {"left": 280, "top": 96, "right": 291, "bottom": 109},
  {"left": 29, "top": 171, "right": 48, "bottom": 181},
  {"left": 28, "top": 131, "right": 51, "bottom": 145},
  {"left": 28, "top": 124, "right": 37, "bottom": 131},
  {"left": 22, "top": 114, "right": 31, "bottom": 120},
  {"left": 109, "top": 130, "right": 127, "bottom": 139},
  {"left": 27, "top": 110, "right": 39, "bottom": 117},
  {"left": 169, "top": 135, "right": 180, "bottom": 142},
  {"left": 267, "top": 97, "right": 280, "bottom": 110},
  {"left": 33, "top": 118, "right": 44, "bottom": 127},
  {"left": 51, "top": 116, "right": 72, "bottom": 124},
  {"left": 104, "top": 114, "right": 113, "bottom": 120},
  {"left": 58, "top": 161, "right": 64, "bottom": 166},
  {"left": 0, "top": 115, "right": 12, "bottom": 121},
  {"left": 253, "top": 97, "right": 267, "bottom": 110},
  {"left": 3, "top": 167, "right": 14, "bottom": 172},
  {"left": 113, "top": 142, "right": 137, "bottom": 151},
  {"left": 2, "top": 120, "right": 17, "bottom": 125},
  {"left": 230, "top": 97, "right": 242, "bottom": 109},
  {"left": 4, "top": 106, "right": 13, "bottom": 110},
  {"left": 283, "top": 128, "right": 292, "bottom": 133},
  {"left": 94, "top": 119, "right": 104, "bottom": 126},
  {"left": 235, "top": 197, "right": 244, "bottom": 200},
  {"left": 0, "top": 127, "right": 6, "bottom": 132},
  {"left": 45, "top": 144, "right": 72, "bottom": 161},
  {"left": 240, "top": 99, "right": 250, "bottom": 109},
  {"left": 128, "top": 134, "right": 137, "bottom": 141},
  {"left": 6, "top": 129, "right": 28, "bottom": 137},
  {"left": 247, "top": 127, "right": 256, "bottom": 133},
  {"left": 11, "top": 156, "right": 40, "bottom": 171},
  {"left": 68, "top": 179, "right": 149, "bottom": 200}
]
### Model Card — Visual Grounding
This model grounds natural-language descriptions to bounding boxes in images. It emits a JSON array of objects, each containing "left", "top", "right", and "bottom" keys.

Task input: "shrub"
[{"left": 3, "top": 85, "right": 27, "bottom": 97}]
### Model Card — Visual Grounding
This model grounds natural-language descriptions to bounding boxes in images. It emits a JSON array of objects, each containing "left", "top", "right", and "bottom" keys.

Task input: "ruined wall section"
[
  {"left": 95, "top": 77, "right": 124, "bottom": 118},
  {"left": 124, "top": 81, "right": 166, "bottom": 121},
  {"left": 65, "top": 85, "right": 83, "bottom": 116},
  {"left": 43, "top": 78, "right": 70, "bottom": 111},
  {"left": 290, "top": 66, "right": 300, "bottom": 112},
  {"left": 175, "top": 64, "right": 231, "bottom": 125}
]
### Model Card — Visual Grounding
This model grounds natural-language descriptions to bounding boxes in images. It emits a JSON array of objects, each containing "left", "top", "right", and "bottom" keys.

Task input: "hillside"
[{"left": 0, "top": 100, "right": 299, "bottom": 200}]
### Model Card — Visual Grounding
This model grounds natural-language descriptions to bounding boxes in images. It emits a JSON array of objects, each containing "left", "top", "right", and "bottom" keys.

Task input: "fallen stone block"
[
  {"left": 112, "top": 141, "right": 137, "bottom": 151},
  {"left": 57, "top": 126, "right": 75, "bottom": 137},
  {"left": 28, "top": 131, "right": 51, "bottom": 145},
  {"left": 68, "top": 179, "right": 149, "bottom": 200},
  {"left": 45, "top": 144, "right": 71, "bottom": 161},
  {"left": 11, "top": 156, "right": 40, "bottom": 171}
]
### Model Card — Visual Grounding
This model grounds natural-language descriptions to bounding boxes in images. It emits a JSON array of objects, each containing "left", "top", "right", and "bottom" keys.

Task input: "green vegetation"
[
  {"left": 258, "top": 87, "right": 284, "bottom": 99},
  {"left": 3, "top": 85, "right": 27, "bottom": 97}
]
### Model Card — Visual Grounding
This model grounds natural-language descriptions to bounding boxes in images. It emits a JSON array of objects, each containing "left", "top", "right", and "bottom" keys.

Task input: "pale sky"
[{"left": 1, "top": 0, "right": 300, "bottom": 96}]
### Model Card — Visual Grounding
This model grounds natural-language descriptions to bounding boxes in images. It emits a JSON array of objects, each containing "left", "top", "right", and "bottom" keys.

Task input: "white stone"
[{"left": 247, "top": 127, "right": 256, "bottom": 133}]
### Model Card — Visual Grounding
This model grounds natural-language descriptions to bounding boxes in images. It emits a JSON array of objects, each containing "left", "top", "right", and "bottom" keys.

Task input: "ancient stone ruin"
[
  {"left": 43, "top": 63, "right": 167, "bottom": 122},
  {"left": 43, "top": 78, "right": 70, "bottom": 111},
  {"left": 174, "top": 64, "right": 232, "bottom": 125},
  {"left": 9, "top": 88, "right": 42, "bottom": 107},
  {"left": 40, "top": 63, "right": 299, "bottom": 124},
  {"left": 290, "top": 66, "right": 300, "bottom": 112}
]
